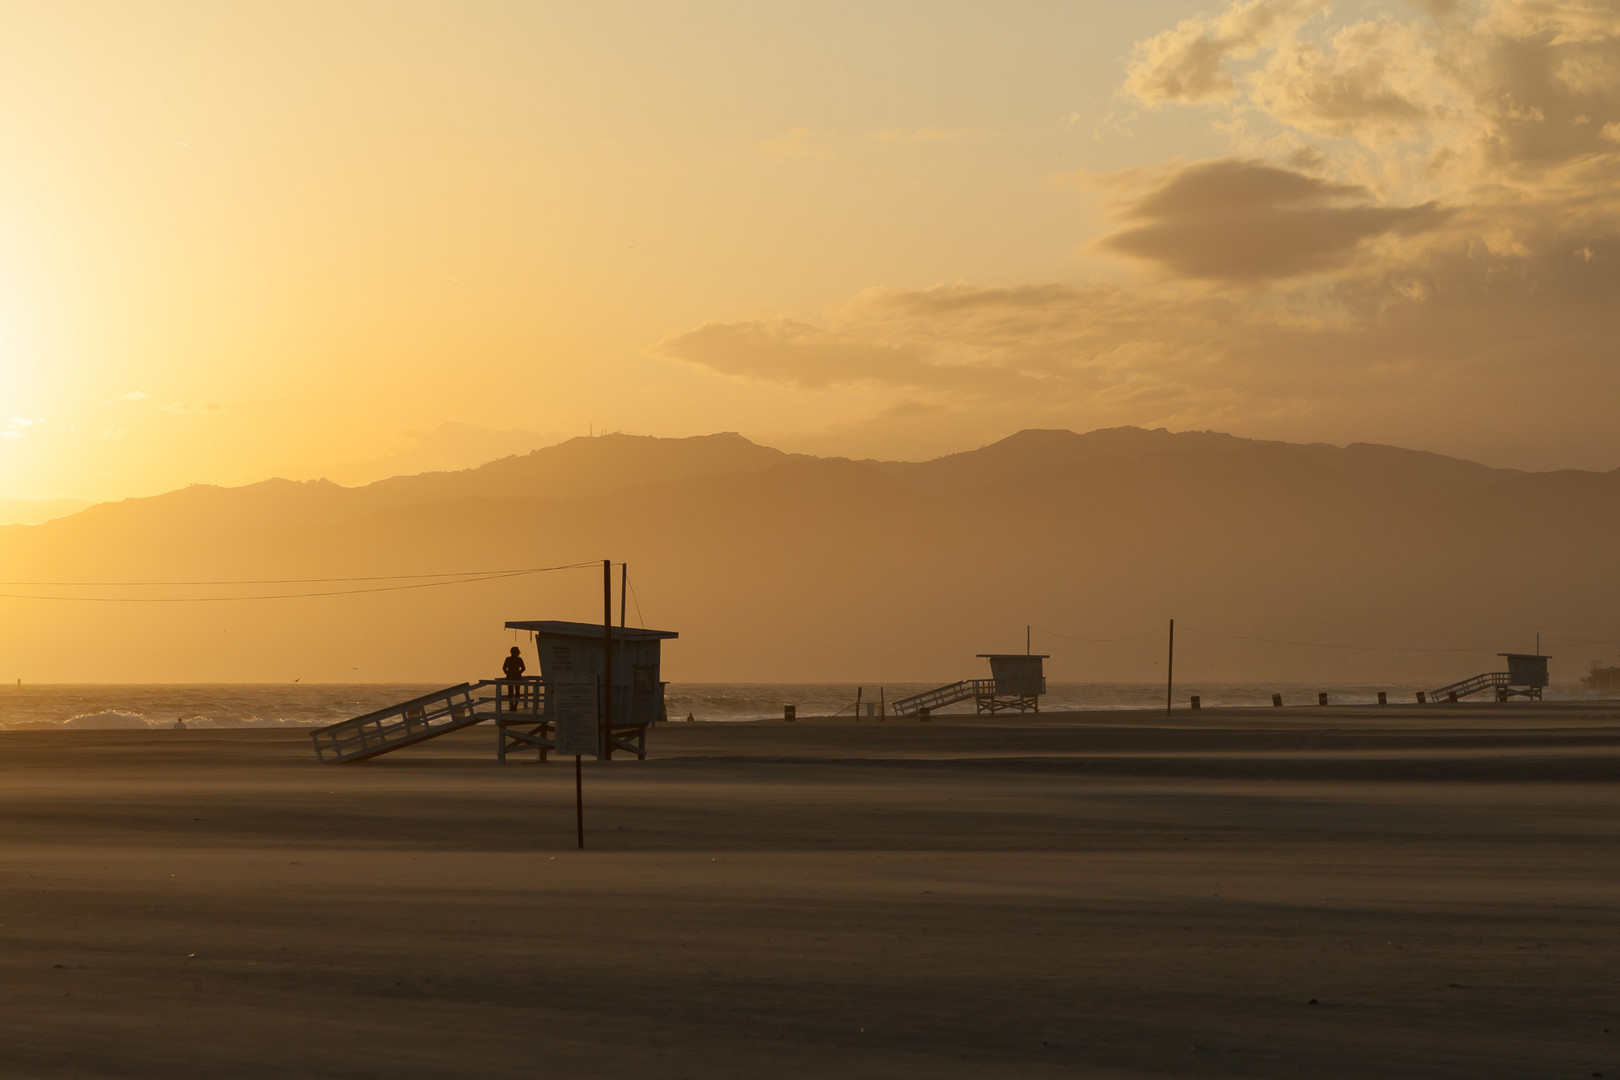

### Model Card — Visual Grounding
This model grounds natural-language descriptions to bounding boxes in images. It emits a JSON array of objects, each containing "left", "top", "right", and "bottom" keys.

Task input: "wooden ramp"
[
  {"left": 311, "top": 680, "right": 542, "bottom": 764},
  {"left": 1425, "top": 671, "right": 1547, "bottom": 702},
  {"left": 892, "top": 679, "right": 996, "bottom": 717}
]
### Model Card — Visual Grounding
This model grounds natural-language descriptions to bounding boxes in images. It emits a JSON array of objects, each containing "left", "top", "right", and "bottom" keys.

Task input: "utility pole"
[
  {"left": 602, "top": 559, "right": 614, "bottom": 761},
  {"left": 1166, "top": 619, "right": 1174, "bottom": 717},
  {"left": 620, "top": 563, "right": 628, "bottom": 629},
  {"left": 1026, "top": 624, "right": 1030, "bottom": 655}
]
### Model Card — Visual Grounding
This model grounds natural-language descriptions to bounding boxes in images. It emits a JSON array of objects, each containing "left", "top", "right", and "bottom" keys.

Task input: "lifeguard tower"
[
  {"left": 891, "top": 653, "right": 1048, "bottom": 717},
  {"left": 309, "top": 619, "right": 677, "bottom": 764},
  {"left": 1429, "top": 653, "right": 1549, "bottom": 702},
  {"left": 500, "top": 620, "right": 678, "bottom": 761}
]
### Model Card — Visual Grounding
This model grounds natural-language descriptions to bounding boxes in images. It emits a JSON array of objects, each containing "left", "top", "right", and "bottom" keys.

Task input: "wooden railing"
[
  {"left": 311, "top": 678, "right": 545, "bottom": 764},
  {"left": 891, "top": 679, "right": 997, "bottom": 717},
  {"left": 1428, "top": 671, "right": 1509, "bottom": 701}
]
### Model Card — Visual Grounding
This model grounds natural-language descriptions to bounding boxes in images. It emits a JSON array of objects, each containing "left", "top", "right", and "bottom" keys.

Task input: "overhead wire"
[
  {"left": 1178, "top": 627, "right": 1499, "bottom": 653},
  {"left": 0, "top": 563, "right": 598, "bottom": 587},
  {"left": 627, "top": 578, "right": 646, "bottom": 628},
  {"left": 1030, "top": 622, "right": 1603, "bottom": 654},
  {"left": 0, "top": 561, "right": 601, "bottom": 602},
  {"left": 1030, "top": 625, "right": 1165, "bottom": 644}
]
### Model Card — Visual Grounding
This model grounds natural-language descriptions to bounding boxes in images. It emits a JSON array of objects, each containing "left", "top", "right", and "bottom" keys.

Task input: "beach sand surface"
[{"left": 0, "top": 702, "right": 1616, "bottom": 1077}]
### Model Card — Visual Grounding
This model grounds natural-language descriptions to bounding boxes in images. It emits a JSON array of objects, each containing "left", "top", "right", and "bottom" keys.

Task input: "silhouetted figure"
[
  {"left": 173, "top": 717, "right": 186, "bottom": 730},
  {"left": 502, "top": 646, "right": 526, "bottom": 711}
]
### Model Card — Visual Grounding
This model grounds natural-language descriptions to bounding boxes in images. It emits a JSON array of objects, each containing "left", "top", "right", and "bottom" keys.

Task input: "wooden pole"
[
  {"left": 575, "top": 754, "right": 584, "bottom": 849},
  {"left": 620, "top": 563, "right": 628, "bottom": 629},
  {"left": 602, "top": 559, "right": 613, "bottom": 761},
  {"left": 1166, "top": 619, "right": 1174, "bottom": 717},
  {"left": 1026, "top": 625, "right": 1030, "bottom": 655}
]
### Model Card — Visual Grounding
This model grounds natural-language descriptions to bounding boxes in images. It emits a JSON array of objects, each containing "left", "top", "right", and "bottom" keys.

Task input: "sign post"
[{"left": 552, "top": 676, "right": 600, "bottom": 849}]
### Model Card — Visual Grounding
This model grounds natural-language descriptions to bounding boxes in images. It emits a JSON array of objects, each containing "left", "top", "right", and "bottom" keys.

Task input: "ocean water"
[{"left": 0, "top": 681, "right": 1612, "bottom": 731}]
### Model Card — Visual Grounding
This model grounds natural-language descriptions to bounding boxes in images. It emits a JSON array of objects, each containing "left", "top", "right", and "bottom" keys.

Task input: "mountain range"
[{"left": 2, "top": 428, "right": 1616, "bottom": 685}]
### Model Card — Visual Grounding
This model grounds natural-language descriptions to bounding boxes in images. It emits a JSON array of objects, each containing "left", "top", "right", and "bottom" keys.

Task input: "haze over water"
[{"left": 4, "top": 681, "right": 1615, "bottom": 731}]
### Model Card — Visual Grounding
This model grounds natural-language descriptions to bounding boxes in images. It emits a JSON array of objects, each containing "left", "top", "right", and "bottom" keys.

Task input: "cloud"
[
  {"left": 658, "top": 315, "right": 1024, "bottom": 393},
  {"left": 116, "top": 390, "right": 148, "bottom": 401},
  {"left": 1096, "top": 158, "right": 1449, "bottom": 281},
  {"left": 658, "top": 233, "right": 1620, "bottom": 463},
  {"left": 1246, "top": 19, "right": 1447, "bottom": 143},
  {"left": 659, "top": 283, "right": 1271, "bottom": 409},
  {"left": 758, "top": 128, "right": 836, "bottom": 159},
  {"left": 1124, "top": 0, "right": 1331, "bottom": 104},
  {"left": 1124, "top": 0, "right": 1620, "bottom": 192},
  {"left": 661, "top": 1, "right": 1620, "bottom": 469}
]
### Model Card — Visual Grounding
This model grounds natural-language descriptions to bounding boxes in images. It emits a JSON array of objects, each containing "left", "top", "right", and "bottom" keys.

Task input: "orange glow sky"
[{"left": 3, "top": 1, "right": 1618, "bottom": 503}]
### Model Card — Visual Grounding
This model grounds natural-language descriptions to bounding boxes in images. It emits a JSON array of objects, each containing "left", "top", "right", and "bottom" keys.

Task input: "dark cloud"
[
  {"left": 1098, "top": 159, "right": 1448, "bottom": 281},
  {"left": 1478, "top": 20, "right": 1620, "bottom": 173}
]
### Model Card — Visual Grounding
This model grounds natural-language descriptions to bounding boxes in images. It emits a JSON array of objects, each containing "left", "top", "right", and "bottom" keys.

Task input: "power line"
[
  {"left": 1030, "top": 625, "right": 1165, "bottom": 644},
  {"left": 0, "top": 563, "right": 596, "bottom": 587},
  {"left": 1032, "top": 622, "right": 1609, "bottom": 654},
  {"left": 1179, "top": 627, "right": 1495, "bottom": 653},
  {"left": 627, "top": 578, "right": 647, "bottom": 628},
  {"left": 0, "top": 562, "right": 600, "bottom": 602}
]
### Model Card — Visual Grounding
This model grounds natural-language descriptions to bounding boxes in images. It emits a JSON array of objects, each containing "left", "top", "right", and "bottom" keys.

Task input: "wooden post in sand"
[
  {"left": 575, "top": 755, "right": 584, "bottom": 849},
  {"left": 602, "top": 559, "right": 614, "bottom": 761},
  {"left": 1166, "top": 619, "right": 1174, "bottom": 717}
]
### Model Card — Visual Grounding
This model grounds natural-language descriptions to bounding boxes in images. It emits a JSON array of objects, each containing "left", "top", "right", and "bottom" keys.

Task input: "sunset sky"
[{"left": 2, "top": 0, "right": 1617, "bottom": 504}]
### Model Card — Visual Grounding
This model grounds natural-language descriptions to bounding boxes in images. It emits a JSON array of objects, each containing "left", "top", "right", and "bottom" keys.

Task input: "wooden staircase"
[
  {"left": 1427, "top": 671, "right": 1511, "bottom": 702},
  {"left": 891, "top": 679, "right": 996, "bottom": 717},
  {"left": 311, "top": 679, "right": 542, "bottom": 764}
]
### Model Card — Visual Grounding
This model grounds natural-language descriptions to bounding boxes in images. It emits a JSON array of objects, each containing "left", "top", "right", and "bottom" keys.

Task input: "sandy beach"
[{"left": 1, "top": 702, "right": 1616, "bottom": 1078}]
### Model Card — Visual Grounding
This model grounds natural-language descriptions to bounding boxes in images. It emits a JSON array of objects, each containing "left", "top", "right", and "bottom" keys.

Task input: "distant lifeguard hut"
[
  {"left": 1429, "top": 652, "right": 1549, "bottom": 702},
  {"left": 892, "top": 653, "right": 1048, "bottom": 717},
  {"left": 309, "top": 618, "right": 677, "bottom": 764}
]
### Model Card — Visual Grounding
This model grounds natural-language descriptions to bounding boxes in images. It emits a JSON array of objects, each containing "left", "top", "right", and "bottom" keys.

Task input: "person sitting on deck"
[{"left": 501, "top": 647, "right": 527, "bottom": 711}]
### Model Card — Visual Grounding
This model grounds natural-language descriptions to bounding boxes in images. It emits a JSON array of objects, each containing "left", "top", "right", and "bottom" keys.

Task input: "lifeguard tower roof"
[
  {"left": 504, "top": 620, "right": 678, "bottom": 641},
  {"left": 976, "top": 653, "right": 1049, "bottom": 659}
]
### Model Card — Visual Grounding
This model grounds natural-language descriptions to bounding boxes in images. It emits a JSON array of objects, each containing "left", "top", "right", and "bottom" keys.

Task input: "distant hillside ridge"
[{"left": 1, "top": 427, "right": 1616, "bottom": 684}]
